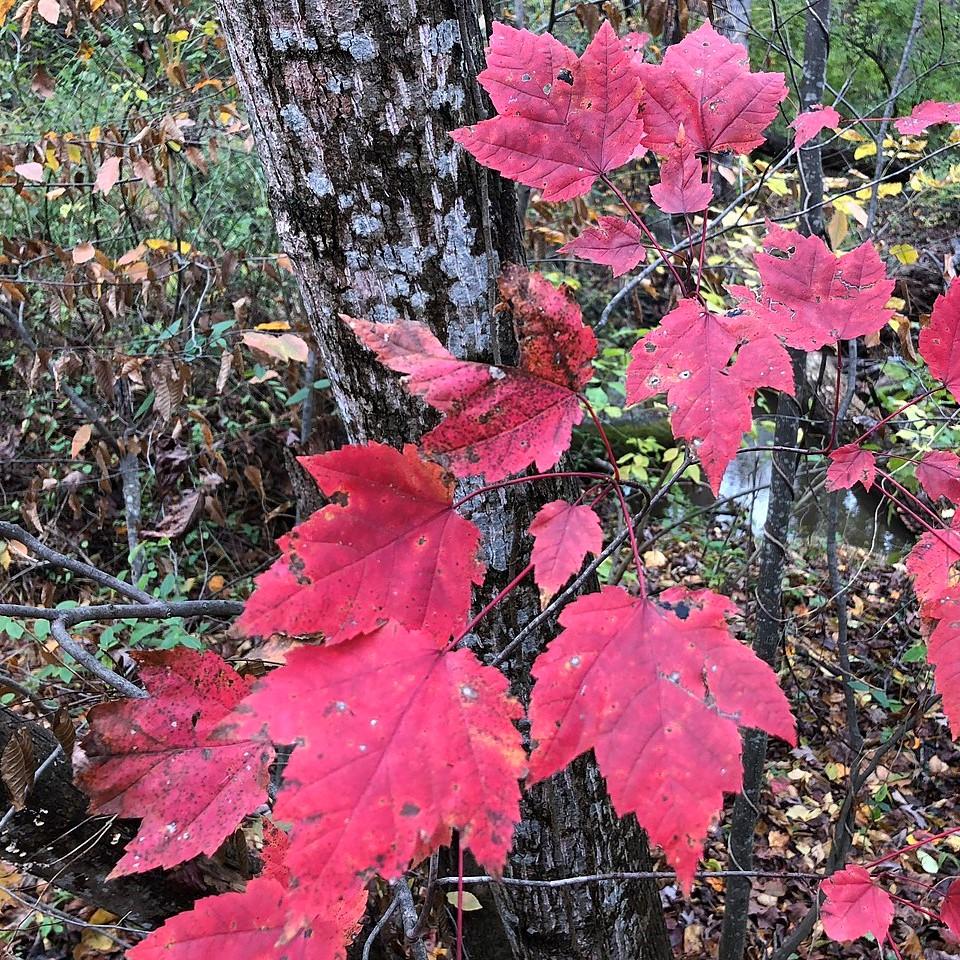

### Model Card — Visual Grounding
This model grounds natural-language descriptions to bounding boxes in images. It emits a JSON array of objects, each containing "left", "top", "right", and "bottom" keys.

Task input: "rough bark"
[
  {"left": 215, "top": 2, "right": 671, "bottom": 958},
  {"left": 796, "top": 0, "right": 831, "bottom": 239},
  {"left": 713, "top": 0, "right": 753, "bottom": 46}
]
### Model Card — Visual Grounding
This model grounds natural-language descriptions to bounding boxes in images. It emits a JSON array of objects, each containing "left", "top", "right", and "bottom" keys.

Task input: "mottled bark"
[
  {"left": 713, "top": 0, "right": 753, "bottom": 46},
  {"left": 797, "top": 0, "right": 831, "bottom": 239},
  {"left": 215, "top": 2, "right": 671, "bottom": 958}
]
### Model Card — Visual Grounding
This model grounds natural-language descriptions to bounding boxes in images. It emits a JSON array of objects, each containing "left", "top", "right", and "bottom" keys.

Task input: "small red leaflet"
[
  {"left": 894, "top": 100, "right": 960, "bottom": 135},
  {"left": 790, "top": 105, "right": 841, "bottom": 147},
  {"left": 919, "top": 279, "right": 960, "bottom": 403},
  {"left": 820, "top": 865, "right": 894, "bottom": 943},
  {"left": 236, "top": 442, "right": 485, "bottom": 643},
  {"left": 77, "top": 650, "right": 273, "bottom": 877},
  {"left": 559, "top": 216, "right": 646, "bottom": 277},
  {"left": 345, "top": 267, "right": 596, "bottom": 482},
  {"left": 826, "top": 444, "right": 876, "bottom": 492},
  {"left": 451, "top": 21, "right": 646, "bottom": 201},
  {"left": 649, "top": 128, "right": 713, "bottom": 213},
  {"left": 529, "top": 499, "right": 603, "bottom": 602},
  {"left": 917, "top": 450, "right": 960, "bottom": 504}
]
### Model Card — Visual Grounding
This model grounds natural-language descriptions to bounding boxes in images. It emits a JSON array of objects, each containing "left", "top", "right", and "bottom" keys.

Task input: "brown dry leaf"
[
  {"left": 72, "top": 242, "right": 96, "bottom": 264},
  {"left": 140, "top": 489, "right": 203, "bottom": 541},
  {"left": 244, "top": 464, "right": 265, "bottom": 503},
  {"left": 1, "top": 727, "right": 36, "bottom": 809},
  {"left": 31, "top": 64, "right": 56, "bottom": 97},
  {"left": 70, "top": 423, "right": 93, "bottom": 459},
  {"left": 216, "top": 350, "right": 233, "bottom": 393},
  {"left": 93, "top": 156, "right": 122, "bottom": 195},
  {"left": 52, "top": 706, "right": 76, "bottom": 756},
  {"left": 681, "top": 924, "right": 703, "bottom": 955},
  {"left": 0, "top": 862, "right": 23, "bottom": 905}
]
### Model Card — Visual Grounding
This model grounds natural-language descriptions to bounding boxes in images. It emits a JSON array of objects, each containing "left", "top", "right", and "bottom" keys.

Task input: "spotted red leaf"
[
  {"left": 528, "top": 585, "right": 794, "bottom": 887},
  {"left": 637, "top": 21, "right": 787, "bottom": 155},
  {"left": 820, "top": 865, "right": 894, "bottom": 943},
  {"left": 826, "top": 444, "right": 876, "bottom": 492},
  {"left": 894, "top": 100, "right": 960, "bottom": 135},
  {"left": 558, "top": 216, "right": 646, "bottom": 277},
  {"left": 230, "top": 623, "right": 525, "bottom": 894},
  {"left": 917, "top": 451, "right": 960, "bottom": 504},
  {"left": 77, "top": 650, "right": 273, "bottom": 877},
  {"left": 128, "top": 877, "right": 366, "bottom": 960},
  {"left": 626, "top": 299, "right": 794, "bottom": 491},
  {"left": 732, "top": 224, "right": 894, "bottom": 351},
  {"left": 529, "top": 500, "right": 603, "bottom": 602},
  {"left": 905, "top": 519, "right": 960, "bottom": 617},
  {"left": 791, "top": 105, "right": 841, "bottom": 147},
  {"left": 919, "top": 280, "right": 960, "bottom": 402},
  {"left": 236, "top": 443, "right": 485, "bottom": 643},
  {"left": 941, "top": 880, "right": 960, "bottom": 936},
  {"left": 450, "top": 21, "right": 646, "bottom": 201},
  {"left": 345, "top": 267, "right": 596, "bottom": 482},
  {"left": 649, "top": 128, "right": 713, "bottom": 213}
]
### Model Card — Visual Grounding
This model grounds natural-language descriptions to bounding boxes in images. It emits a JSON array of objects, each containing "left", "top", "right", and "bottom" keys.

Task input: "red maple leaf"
[
  {"left": 649, "top": 128, "right": 713, "bottom": 213},
  {"left": 528, "top": 585, "right": 794, "bottom": 887},
  {"left": 790, "top": 105, "right": 841, "bottom": 147},
  {"left": 917, "top": 451, "right": 960, "bottom": 504},
  {"left": 637, "top": 22, "right": 786, "bottom": 155},
  {"left": 826, "top": 444, "right": 876, "bottom": 492},
  {"left": 230, "top": 623, "right": 525, "bottom": 895},
  {"left": 919, "top": 280, "right": 960, "bottom": 402},
  {"left": 820, "top": 865, "right": 894, "bottom": 943},
  {"left": 894, "top": 100, "right": 960, "bottom": 135},
  {"left": 345, "top": 267, "right": 596, "bottom": 481},
  {"left": 940, "top": 880, "right": 960, "bottom": 937},
  {"left": 76, "top": 650, "right": 273, "bottom": 877},
  {"left": 625, "top": 299, "right": 794, "bottom": 491},
  {"left": 732, "top": 224, "right": 894, "bottom": 351},
  {"left": 451, "top": 21, "right": 646, "bottom": 201},
  {"left": 128, "top": 876, "right": 366, "bottom": 960},
  {"left": 235, "top": 443, "right": 485, "bottom": 643},
  {"left": 529, "top": 500, "right": 603, "bottom": 602},
  {"left": 558, "top": 216, "right": 646, "bottom": 276}
]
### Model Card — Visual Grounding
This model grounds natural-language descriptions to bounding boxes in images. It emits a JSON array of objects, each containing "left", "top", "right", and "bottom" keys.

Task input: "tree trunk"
[{"left": 215, "top": 2, "right": 672, "bottom": 958}]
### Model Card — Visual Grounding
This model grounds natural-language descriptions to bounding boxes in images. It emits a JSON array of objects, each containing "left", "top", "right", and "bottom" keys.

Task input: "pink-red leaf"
[
  {"left": 528, "top": 585, "right": 794, "bottom": 888},
  {"left": 732, "top": 223, "right": 894, "bottom": 351},
  {"left": 791, "top": 105, "right": 841, "bottom": 147},
  {"left": 77, "top": 651, "right": 273, "bottom": 877},
  {"left": 649, "top": 129, "right": 713, "bottom": 213},
  {"left": 231, "top": 623, "right": 525, "bottom": 894},
  {"left": 826, "top": 444, "right": 876, "bottom": 492},
  {"left": 451, "top": 21, "right": 646, "bottom": 201},
  {"left": 820, "top": 865, "right": 894, "bottom": 943},
  {"left": 529, "top": 500, "right": 603, "bottom": 602},
  {"left": 940, "top": 880, "right": 960, "bottom": 937},
  {"left": 345, "top": 268, "right": 596, "bottom": 481},
  {"left": 637, "top": 22, "right": 787, "bottom": 155},
  {"left": 894, "top": 100, "right": 960, "bottom": 135},
  {"left": 626, "top": 299, "right": 794, "bottom": 491},
  {"left": 917, "top": 451, "right": 960, "bottom": 504},
  {"left": 236, "top": 443, "right": 485, "bottom": 643},
  {"left": 558, "top": 216, "right": 646, "bottom": 276},
  {"left": 128, "top": 877, "right": 366, "bottom": 960},
  {"left": 919, "top": 280, "right": 960, "bottom": 402}
]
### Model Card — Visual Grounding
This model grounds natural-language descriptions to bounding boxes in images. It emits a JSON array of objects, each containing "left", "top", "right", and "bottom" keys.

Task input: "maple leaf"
[
  {"left": 345, "top": 267, "right": 596, "bottom": 482},
  {"left": 450, "top": 21, "right": 646, "bottom": 201},
  {"left": 558, "top": 216, "right": 646, "bottom": 277},
  {"left": 528, "top": 585, "right": 794, "bottom": 887},
  {"left": 826, "top": 444, "right": 876, "bottom": 492},
  {"left": 917, "top": 451, "right": 960, "bottom": 504},
  {"left": 894, "top": 100, "right": 960, "bottom": 135},
  {"left": 732, "top": 224, "right": 894, "bottom": 351},
  {"left": 229, "top": 623, "right": 526, "bottom": 895},
  {"left": 127, "top": 876, "right": 366, "bottom": 960},
  {"left": 919, "top": 280, "right": 960, "bottom": 402},
  {"left": 637, "top": 22, "right": 786, "bottom": 155},
  {"left": 790, "top": 105, "right": 841, "bottom": 147},
  {"left": 529, "top": 500, "right": 603, "bottom": 602},
  {"left": 649, "top": 129, "right": 713, "bottom": 213},
  {"left": 235, "top": 443, "right": 485, "bottom": 643},
  {"left": 76, "top": 650, "right": 273, "bottom": 877},
  {"left": 626, "top": 299, "right": 794, "bottom": 491},
  {"left": 820, "top": 865, "right": 894, "bottom": 943},
  {"left": 940, "top": 880, "right": 960, "bottom": 937}
]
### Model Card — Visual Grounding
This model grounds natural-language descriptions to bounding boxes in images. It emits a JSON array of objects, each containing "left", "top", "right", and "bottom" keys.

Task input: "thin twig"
[{"left": 50, "top": 620, "right": 147, "bottom": 699}]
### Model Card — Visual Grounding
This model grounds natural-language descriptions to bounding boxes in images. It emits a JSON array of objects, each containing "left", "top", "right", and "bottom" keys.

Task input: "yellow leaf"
[
  {"left": 255, "top": 320, "right": 291, "bottom": 331},
  {"left": 0, "top": 0, "right": 16, "bottom": 25},
  {"left": 827, "top": 209, "right": 848, "bottom": 249},
  {"left": 853, "top": 141, "right": 877, "bottom": 160},
  {"left": 67, "top": 143, "right": 82, "bottom": 164},
  {"left": 445, "top": 891, "right": 483, "bottom": 911},
  {"left": 71, "top": 423, "right": 93, "bottom": 459},
  {"left": 44, "top": 147, "right": 60, "bottom": 173},
  {"left": 89, "top": 125, "right": 101, "bottom": 144},
  {"left": 135, "top": 88, "right": 149, "bottom": 102},
  {"left": 167, "top": 29, "right": 189, "bottom": 41},
  {"left": 766, "top": 175, "right": 790, "bottom": 197},
  {"left": 838, "top": 128, "right": 867, "bottom": 142},
  {"left": 241, "top": 331, "right": 310, "bottom": 364},
  {"left": 832, "top": 195, "right": 868, "bottom": 226},
  {"left": 891, "top": 244, "right": 918, "bottom": 265}
]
